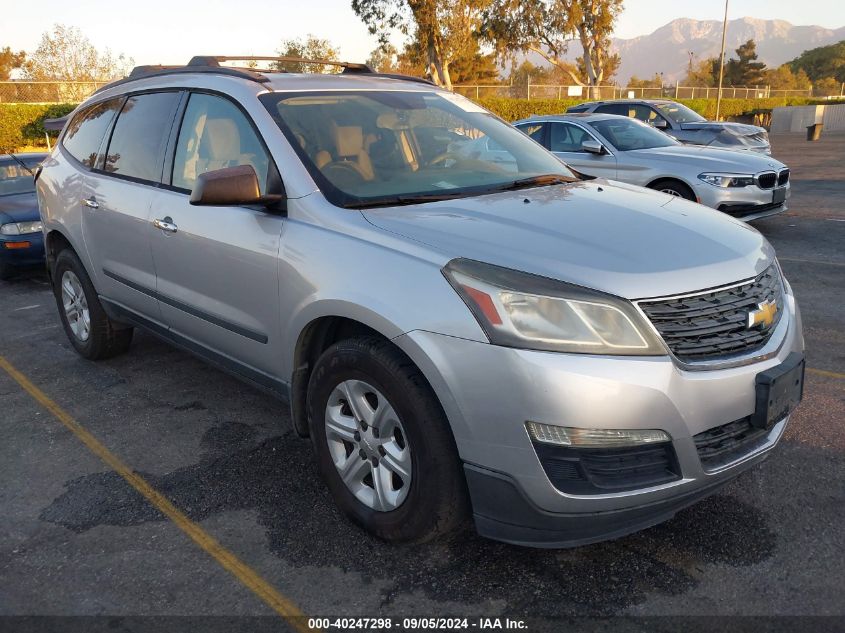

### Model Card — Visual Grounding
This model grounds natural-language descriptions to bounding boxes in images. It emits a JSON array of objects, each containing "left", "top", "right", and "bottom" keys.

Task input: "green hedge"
[
  {"left": 0, "top": 103, "right": 76, "bottom": 152},
  {"left": 477, "top": 96, "right": 845, "bottom": 121}
]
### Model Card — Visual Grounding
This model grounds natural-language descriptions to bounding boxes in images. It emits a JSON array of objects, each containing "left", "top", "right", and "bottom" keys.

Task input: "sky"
[{"left": 2, "top": 0, "right": 844, "bottom": 68}]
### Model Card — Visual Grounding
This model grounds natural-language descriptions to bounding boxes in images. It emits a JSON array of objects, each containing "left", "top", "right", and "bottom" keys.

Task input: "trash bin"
[{"left": 807, "top": 123, "right": 823, "bottom": 141}]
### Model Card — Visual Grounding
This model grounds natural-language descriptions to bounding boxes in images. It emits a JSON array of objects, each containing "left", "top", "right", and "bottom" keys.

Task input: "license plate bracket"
[
  {"left": 772, "top": 187, "right": 787, "bottom": 205},
  {"left": 752, "top": 352, "right": 804, "bottom": 430}
]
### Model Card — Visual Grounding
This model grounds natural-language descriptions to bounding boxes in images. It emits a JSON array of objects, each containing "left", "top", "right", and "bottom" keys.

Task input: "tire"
[
  {"left": 307, "top": 336, "right": 468, "bottom": 543},
  {"left": 52, "top": 248, "right": 133, "bottom": 360},
  {"left": 649, "top": 179, "right": 696, "bottom": 201}
]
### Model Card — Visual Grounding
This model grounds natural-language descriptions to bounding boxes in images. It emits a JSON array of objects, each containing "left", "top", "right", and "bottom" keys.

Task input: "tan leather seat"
[{"left": 331, "top": 125, "right": 374, "bottom": 180}]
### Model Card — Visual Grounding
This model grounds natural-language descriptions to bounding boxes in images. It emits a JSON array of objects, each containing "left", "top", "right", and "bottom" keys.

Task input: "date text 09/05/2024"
[{"left": 307, "top": 617, "right": 528, "bottom": 630}]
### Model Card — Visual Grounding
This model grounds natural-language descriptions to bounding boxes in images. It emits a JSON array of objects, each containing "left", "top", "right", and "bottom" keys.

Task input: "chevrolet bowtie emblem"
[{"left": 747, "top": 299, "right": 778, "bottom": 329}]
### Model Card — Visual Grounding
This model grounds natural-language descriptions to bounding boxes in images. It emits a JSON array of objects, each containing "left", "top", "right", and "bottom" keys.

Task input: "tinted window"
[
  {"left": 172, "top": 93, "right": 271, "bottom": 194},
  {"left": 0, "top": 159, "right": 42, "bottom": 196},
  {"left": 654, "top": 102, "right": 705, "bottom": 123},
  {"left": 549, "top": 122, "right": 593, "bottom": 152},
  {"left": 594, "top": 103, "right": 629, "bottom": 116},
  {"left": 62, "top": 99, "right": 122, "bottom": 168},
  {"left": 104, "top": 92, "right": 179, "bottom": 182},
  {"left": 515, "top": 123, "right": 545, "bottom": 144}
]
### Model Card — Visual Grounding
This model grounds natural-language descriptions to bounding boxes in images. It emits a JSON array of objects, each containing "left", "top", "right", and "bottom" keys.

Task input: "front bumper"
[
  {"left": 394, "top": 292, "right": 803, "bottom": 546},
  {"left": 0, "top": 231, "right": 45, "bottom": 268},
  {"left": 693, "top": 182, "right": 790, "bottom": 221}
]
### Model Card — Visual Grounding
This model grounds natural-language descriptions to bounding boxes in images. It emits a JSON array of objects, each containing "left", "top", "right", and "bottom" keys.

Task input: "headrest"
[
  {"left": 335, "top": 126, "right": 364, "bottom": 156},
  {"left": 203, "top": 118, "right": 240, "bottom": 160},
  {"left": 376, "top": 112, "right": 407, "bottom": 130}
]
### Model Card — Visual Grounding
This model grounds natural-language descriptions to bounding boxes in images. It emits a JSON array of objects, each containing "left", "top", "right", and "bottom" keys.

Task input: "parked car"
[
  {"left": 568, "top": 99, "right": 772, "bottom": 155},
  {"left": 37, "top": 57, "right": 804, "bottom": 548},
  {"left": 1, "top": 153, "right": 48, "bottom": 279},
  {"left": 514, "top": 114, "right": 790, "bottom": 222}
]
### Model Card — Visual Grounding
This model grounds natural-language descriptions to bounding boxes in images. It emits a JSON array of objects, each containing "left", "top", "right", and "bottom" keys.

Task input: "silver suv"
[{"left": 37, "top": 57, "right": 805, "bottom": 547}]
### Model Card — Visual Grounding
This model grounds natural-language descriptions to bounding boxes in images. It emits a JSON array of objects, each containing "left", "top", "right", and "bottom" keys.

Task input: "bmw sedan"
[
  {"left": 1, "top": 153, "right": 47, "bottom": 279},
  {"left": 514, "top": 114, "right": 790, "bottom": 222}
]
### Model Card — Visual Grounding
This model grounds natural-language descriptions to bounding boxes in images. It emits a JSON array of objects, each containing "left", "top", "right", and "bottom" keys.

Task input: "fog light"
[{"left": 526, "top": 421, "right": 671, "bottom": 447}]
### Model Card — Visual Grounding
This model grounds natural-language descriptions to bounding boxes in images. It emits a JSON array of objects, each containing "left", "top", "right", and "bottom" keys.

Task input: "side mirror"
[
  {"left": 190, "top": 165, "right": 281, "bottom": 207},
  {"left": 582, "top": 139, "right": 604, "bottom": 155},
  {"left": 652, "top": 119, "right": 669, "bottom": 130}
]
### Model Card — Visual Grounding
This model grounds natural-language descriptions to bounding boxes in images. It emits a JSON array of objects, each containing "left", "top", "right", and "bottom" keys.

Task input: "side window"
[
  {"left": 548, "top": 123, "right": 591, "bottom": 152},
  {"left": 62, "top": 99, "right": 122, "bottom": 168},
  {"left": 594, "top": 104, "right": 628, "bottom": 116},
  {"left": 515, "top": 123, "right": 545, "bottom": 144},
  {"left": 104, "top": 92, "right": 180, "bottom": 182},
  {"left": 631, "top": 105, "right": 668, "bottom": 126},
  {"left": 172, "top": 93, "right": 271, "bottom": 194}
]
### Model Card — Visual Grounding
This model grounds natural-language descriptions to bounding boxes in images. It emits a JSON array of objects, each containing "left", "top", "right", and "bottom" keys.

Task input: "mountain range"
[{"left": 612, "top": 17, "right": 845, "bottom": 84}]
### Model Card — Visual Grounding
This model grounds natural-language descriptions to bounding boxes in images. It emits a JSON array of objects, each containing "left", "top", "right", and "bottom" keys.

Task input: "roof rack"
[{"left": 91, "top": 56, "right": 434, "bottom": 96}]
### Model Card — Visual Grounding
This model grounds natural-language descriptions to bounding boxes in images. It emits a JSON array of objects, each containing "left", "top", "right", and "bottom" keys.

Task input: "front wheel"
[
  {"left": 307, "top": 336, "right": 468, "bottom": 543},
  {"left": 649, "top": 179, "right": 696, "bottom": 201}
]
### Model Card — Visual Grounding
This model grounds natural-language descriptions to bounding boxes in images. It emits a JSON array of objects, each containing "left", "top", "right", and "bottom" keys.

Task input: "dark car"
[
  {"left": 567, "top": 99, "right": 771, "bottom": 155},
  {"left": 0, "top": 153, "right": 48, "bottom": 279}
]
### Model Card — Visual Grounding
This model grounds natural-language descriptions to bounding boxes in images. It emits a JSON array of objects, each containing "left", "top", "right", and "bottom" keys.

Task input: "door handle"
[
  {"left": 153, "top": 217, "right": 178, "bottom": 233},
  {"left": 82, "top": 196, "right": 99, "bottom": 209}
]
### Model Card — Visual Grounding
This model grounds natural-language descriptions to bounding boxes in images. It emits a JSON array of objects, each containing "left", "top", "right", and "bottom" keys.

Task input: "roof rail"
[
  {"left": 90, "top": 56, "right": 435, "bottom": 97},
  {"left": 188, "top": 56, "right": 374, "bottom": 74}
]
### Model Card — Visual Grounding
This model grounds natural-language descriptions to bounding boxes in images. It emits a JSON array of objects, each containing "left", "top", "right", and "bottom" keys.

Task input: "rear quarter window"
[{"left": 62, "top": 99, "right": 122, "bottom": 168}]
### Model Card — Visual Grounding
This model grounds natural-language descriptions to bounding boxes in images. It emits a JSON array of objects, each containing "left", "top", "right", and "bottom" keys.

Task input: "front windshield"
[
  {"left": 654, "top": 102, "right": 705, "bottom": 124},
  {"left": 259, "top": 90, "right": 574, "bottom": 208},
  {"left": 591, "top": 117, "right": 679, "bottom": 151},
  {"left": 0, "top": 159, "right": 39, "bottom": 196}
]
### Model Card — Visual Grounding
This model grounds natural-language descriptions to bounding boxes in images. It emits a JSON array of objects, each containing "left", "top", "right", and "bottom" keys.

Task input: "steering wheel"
[
  {"left": 428, "top": 152, "right": 462, "bottom": 168},
  {"left": 322, "top": 161, "right": 367, "bottom": 187}
]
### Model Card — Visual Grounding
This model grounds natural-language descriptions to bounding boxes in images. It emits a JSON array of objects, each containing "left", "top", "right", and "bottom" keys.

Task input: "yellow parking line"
[
  {"left": 0, "top": 354, "right": 311, "bottom": 632},
  {"left": 807, "top": 367, "right": 845, "bottom": 380}
]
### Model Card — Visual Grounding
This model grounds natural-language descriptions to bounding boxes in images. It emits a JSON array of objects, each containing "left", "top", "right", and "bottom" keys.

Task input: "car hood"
[
  {"left": 679, "top": 121, "right": 766, "bottom": 135},
  {"left": 0, "top": 192, "right": 40, "bottom": 224},
  {"left": 625, "top": 145, "right": 785, "bottom": 172},
  {"left": 362, "top": 180, "right": 774, "bottom": 299}
]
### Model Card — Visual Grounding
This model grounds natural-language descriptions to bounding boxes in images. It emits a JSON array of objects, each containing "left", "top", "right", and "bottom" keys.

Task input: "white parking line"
[{"left": 13, "top": 304, "right": 41, "bottom": 311}]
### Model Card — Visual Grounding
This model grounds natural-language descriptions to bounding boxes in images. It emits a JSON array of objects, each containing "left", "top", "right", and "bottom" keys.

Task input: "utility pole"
[{"left": 715, "top": 0, "right": 729, "bottom": 120}]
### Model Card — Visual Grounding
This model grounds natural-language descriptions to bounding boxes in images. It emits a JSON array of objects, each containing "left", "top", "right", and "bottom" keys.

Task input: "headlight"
[
  {"left": 0, "top": 221, "right": 42, "bottom": 235},
  {"left": 442, "top": 259, "right": 665, "bottom": 355},
  {"left": 697, "top": 173, "right": 755, "bottom": 188}
]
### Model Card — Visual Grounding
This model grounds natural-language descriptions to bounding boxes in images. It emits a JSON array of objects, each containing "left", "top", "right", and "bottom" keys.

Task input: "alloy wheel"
[{"left": 61, "top": 270, "right": 90, "bottom": 342}]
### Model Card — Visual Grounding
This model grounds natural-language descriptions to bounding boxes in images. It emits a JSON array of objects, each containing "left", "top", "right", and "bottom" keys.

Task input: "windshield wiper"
[
  {"left": 492, "top": 174, "right": 575, "bottom": 192},
  {"left": 5, "top": 153, "right": 34, "bottom": 177},
  {"left": 345, "top": 191, "right": 470, "bottom": 209}
]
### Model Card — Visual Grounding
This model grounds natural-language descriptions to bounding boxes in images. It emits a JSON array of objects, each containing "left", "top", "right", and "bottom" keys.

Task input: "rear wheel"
[
  {"left": 307, "top": 336, "right": 468, "bottom": 543},
  {"left": 649, "top": 179, "right": 696, "bottom": 201},
  {"left": 52, "top": 249, "right": 133, "bottom": 360}
]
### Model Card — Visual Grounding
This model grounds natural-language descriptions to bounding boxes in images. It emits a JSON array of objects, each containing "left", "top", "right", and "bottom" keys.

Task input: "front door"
[
  {"left": 149, "top": 92, "right": 284, "bottom": 382},
  {"left": 547, "top": 122, "right": 617, "bottom": 180}
]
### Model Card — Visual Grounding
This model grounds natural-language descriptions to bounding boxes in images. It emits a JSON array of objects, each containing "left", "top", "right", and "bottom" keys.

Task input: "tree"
[
  {"left": 626, "top": 73, "right": 662, "bottom": 88},
  {"left": 722, "top": 39, "right": 767, "bottom": 86},
  {"left": 814, "top": 76, "right": 842, "bottom": 97},
  {"left": 23, "top": 24, "right": 132, "bottom": 81},
  {"left": 0, "top": 47, "right": 26, "bottom": 81},
  {"left": 275, "top": 35, "right": 341, "bottom": 73},
  {"left": 480, "top": 0, "right": 623, "bottom": 98},
  {"left": 764, "top": 65, "right": 811, "bottom": 91},
  {"left": 789, "top": 41, "right": 845, "bottom": 84},
  {"left": 352, "top": 0, "right": 492, "bottom": 89}
]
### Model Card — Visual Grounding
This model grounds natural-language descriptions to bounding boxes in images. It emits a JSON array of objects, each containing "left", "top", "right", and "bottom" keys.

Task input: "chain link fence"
[{"left": 0, "top": 81, "right": 110, "bottom": 104}]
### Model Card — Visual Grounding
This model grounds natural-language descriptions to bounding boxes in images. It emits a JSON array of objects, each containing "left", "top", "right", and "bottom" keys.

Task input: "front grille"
[
  {"left": 639, "top": 266, "right": 784, "bottom": 361},
  {"left": 756, "top": 172, "right": 777, "bottom": 189},
  {"left": 533, "top": 442, "right": 681, "bottom": 494},
  {"left": 778, "top": 169, "right": 790, "bottom": 186},
  {"left": 694, "top": 417, "right": 769, "bottom": 471}
]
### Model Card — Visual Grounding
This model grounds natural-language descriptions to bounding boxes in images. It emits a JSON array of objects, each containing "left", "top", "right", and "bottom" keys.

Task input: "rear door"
[
  {"left": 149, "top": 91, "right": 284, "bottom": 383},
  {"left": 547, "top": 121, "right": 617, "bottom": 179},
  {"left": 80, "top": 91, "right": 182, "bottom": 321}
]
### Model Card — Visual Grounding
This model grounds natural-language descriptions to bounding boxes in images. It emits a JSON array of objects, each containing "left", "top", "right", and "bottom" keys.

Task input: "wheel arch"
[{"left": 645, "top": 176, "right": 697, "bottom": 200}]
